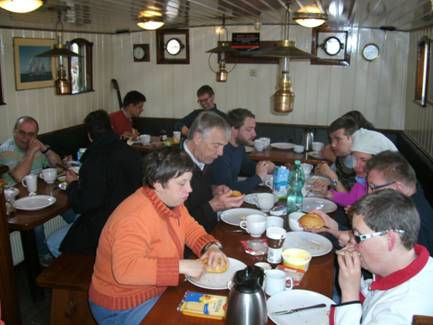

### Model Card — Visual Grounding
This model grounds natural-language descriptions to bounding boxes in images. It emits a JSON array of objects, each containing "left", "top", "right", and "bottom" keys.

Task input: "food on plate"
[
  {"left": 230, "top": 190, "right": 242, "bottom": 197},
  {"left": 202, "top": 258, "right": 229, "bottom": 273},
  {"left": 298, "top": 213, "right": 325, "bottom": 230}
]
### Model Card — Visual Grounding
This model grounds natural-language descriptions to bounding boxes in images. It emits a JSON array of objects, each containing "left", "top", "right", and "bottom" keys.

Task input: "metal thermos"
[
  {"left": 226, "top": 266, "right": 268, "bottom": 325},
  {"left": 304, "top": 129, "right": 314, "bottom": 152}
]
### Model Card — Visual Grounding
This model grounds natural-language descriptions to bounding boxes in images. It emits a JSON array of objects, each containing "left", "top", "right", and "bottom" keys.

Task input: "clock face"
[
  {"left": 133, "top": 44, "right": 149, "bottom": 62},
  {"left": 362, "top": 44, "right": 380, "bottom": 61},
  {"left": 133, "top": 47, "right": 145, "bottom": 60},
  {"left": 166, "top": 38, "right": 183, "bottom": 56}
]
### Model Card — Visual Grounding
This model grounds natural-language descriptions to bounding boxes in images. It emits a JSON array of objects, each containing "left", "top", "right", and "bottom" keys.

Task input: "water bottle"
[{"left": 287, "top": 160, "right": 305, "bottom": 213}]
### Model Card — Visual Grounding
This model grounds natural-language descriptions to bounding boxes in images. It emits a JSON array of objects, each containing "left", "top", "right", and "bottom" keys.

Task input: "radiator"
[{"left": 9, "top": 215, "right": 68, "bottom": 266}]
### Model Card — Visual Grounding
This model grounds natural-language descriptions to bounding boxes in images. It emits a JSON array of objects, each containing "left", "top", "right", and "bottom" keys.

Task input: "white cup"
[
  {"left": 4, "top": 187, "right": 19, "bottom": 202},
  {"left": 22, "top": 174, "right": 38, "bottom": 194},
  {"left": 254, "top": 139, "right": 266, "bottom": 152},
  {"left": 254, "top": 262, "right": 272, "bottom": 271},
  {"left": 42, "top": 168, "right": 57, "bottom": 184},
  {"left": 294, "top": 145, "right": 305, "bottom": 153},
  {"left": 139, "top": 134, "right": 151, "bottom": 145},
  {"left": 264, "top": 269, "right": 294, "bottom": 296},
  {"left": 239, "top": 214, "right": 267, "bottom": 237},
  {"left": 263, "top": 174, "right": 273, "bottom": 189},
  {"left": 259, "top": 137, "right": 271, "bottom": 148},
  {"left": 301, "top": 163, "right": 313, "bottom": 178},
  {"left": 312, "top": 141, "right": 324, "bottom": 152},
  {"left": 267, "top": 216, "right": 284, "bottom": 229},
  {"left": 172, "top": 131, "right": 181, "bottom": 144},
  {"left": 255, "top": 193, "right": 275, "bottom": 211}
]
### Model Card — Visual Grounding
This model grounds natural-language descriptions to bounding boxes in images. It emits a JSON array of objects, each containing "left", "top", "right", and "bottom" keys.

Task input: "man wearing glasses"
[
  {"left": 329, "top": 190, "right": 433, "bottom": 324},
  {"left": 175, "top": 85, "right": 227, "bottom": 137},
  {"left": 0, "top": 116, "right": 64, "bottom": 266}
]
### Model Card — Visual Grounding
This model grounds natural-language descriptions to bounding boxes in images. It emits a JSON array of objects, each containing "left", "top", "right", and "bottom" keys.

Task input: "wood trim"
[{"left": 311, "top": 27, "right": 351, "bottom": 66}]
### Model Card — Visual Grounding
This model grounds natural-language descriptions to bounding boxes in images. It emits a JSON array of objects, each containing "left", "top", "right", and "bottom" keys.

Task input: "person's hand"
[
  {"left": 212, "top": 184, "right": 230, "bottom": 196},
  {"left": 305, "top": 210, "right": 338, "bottom": 232},
  {"left": 336, "top": 230, "right": 355, "bottom": 247},
  {"left": 255, "top": 161, "right": 269, "bottom": 180},
  {"left": 337, "top": 248, "right": 361, "bottom": 303},
  {"left": 131, "top": 128, "right": 139, "bottom": 140},
  {"left": 320, "top": 145, "right": 336, "bottom": 162},
  {"left": 65, "top": 169, "right": 79, "bottom": 184},
  {"left": 200, "top": 245, "right": 227, "bottom": 271},
  {"left": 310, "top": 179, "right": 329, "bottom": 196},
  {"left": 28, "top": 138, "right": 43, "bottom": 155},
  {"left": 264, "top": 160, "right": 275, "bottom": 173},
  {"left": 179, "top": 259, "right": 205, "bottom": 278},
  {"left": 181, "top": 126, "right": 189, "bottom": 137},
  {"left": 315, "top": 163, "right": 337, "bottom": 180},
  {"left": 209, "top": 191, "right": 244, "bottom": 212}
]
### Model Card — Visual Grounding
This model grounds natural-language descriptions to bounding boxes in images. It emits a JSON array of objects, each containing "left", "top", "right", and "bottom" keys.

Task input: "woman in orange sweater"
[{"left": 89, "top": 148, "right": 227, "bottom": 324}]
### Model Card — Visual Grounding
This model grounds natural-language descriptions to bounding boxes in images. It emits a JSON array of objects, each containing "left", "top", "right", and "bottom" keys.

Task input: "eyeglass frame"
[
  {"left": 368, "top": 181, "right": 396, "bottom": 191},
  {"left": 352, "top": 229, "right": 405, "bottom": 244},
  {"left": 14, "top": 129, "right": 37, "bottom": 138}
]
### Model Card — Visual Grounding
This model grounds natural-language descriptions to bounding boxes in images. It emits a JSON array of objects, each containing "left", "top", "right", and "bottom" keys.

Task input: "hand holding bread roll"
[{"left": 299, "top": 213, "right": 326, "bottom": 230}]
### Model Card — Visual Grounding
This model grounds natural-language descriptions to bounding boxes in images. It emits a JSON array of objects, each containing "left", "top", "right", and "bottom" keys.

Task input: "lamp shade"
[
  {"left": 293, "top": 7, "right": 327, "bottom": 28},
  {"left": 0, "top": 0, "right": 44, "bottom": 13},
  {"left": 137, "top": 17, "right": 164, "bottom": 30}
]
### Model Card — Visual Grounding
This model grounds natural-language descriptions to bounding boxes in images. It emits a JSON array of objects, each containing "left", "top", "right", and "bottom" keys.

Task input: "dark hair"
[
  {"left": 14, "top": 116, "right": 39, "bottom": 133},
  {"left": 142, "top": 147, "right": 194, "bottom": 188},
  {"left": 123, "top": 91, "right": 146, "bottom": 107},
  {"left": 328, "top": 116, "right": 358, "bottom": 136},
  {"left": 227, "top": 108, "right": 255, "bottom": 129},
  {"left": 187, "top": 111, "right": 230, "bottom": 140},
  {"left": 367, "top": 151, "right": 417, "bottom": 188},
  {"left": 196, "top": 85, "right": 214, "bottom": 97},
  {"left": 342, "top": 110, "right": 375, "bottom": 130},
  {"left": 84, "top": 110, "right": 112, "bottom": 140},
  {"left": 350, "top": 189, "right": 420, "bottom": 249}
]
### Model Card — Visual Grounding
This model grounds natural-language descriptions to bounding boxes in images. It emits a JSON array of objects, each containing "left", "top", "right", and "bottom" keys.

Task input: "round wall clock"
[
  {"left": 133, "top": 44, "right": 149, "bottom": 62},
  {"left": 362, "top": 43, "right": 380, "bottom": 61}
]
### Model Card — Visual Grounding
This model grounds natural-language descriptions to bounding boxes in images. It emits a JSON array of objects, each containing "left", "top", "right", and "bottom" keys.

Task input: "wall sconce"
[
  {"left": 0, "top": 0, "right": 44, "bottom": 13},
  {"left": 137, "top": 17, "right": 164, "bottom": 30},
  {"left": 293, "top": 5, "right": 327, "bottom": 28}
]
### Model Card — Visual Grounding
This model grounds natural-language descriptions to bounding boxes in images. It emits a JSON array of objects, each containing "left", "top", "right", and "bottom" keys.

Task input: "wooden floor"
[{"left": 15, "top": 263, "right": 50, "bottom": 325}]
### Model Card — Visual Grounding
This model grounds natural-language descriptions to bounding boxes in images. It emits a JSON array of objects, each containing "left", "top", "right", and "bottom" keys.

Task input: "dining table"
[
  {"left": 130, "top": 137, "right": 180, "bottom": 155},
  {"left": 249, "top": 147, "right": 326, "bottom": 165},
  {"left": 142, "top": 213, "right": 335, "bottom": 324},
  {"left": 8, "top": 178, "right": 70, "bottom": 300}
]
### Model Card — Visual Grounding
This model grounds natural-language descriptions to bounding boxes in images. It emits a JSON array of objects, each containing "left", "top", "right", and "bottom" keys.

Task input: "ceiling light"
[
  {"left": 0, "top": 0, "right": 44, "bottom": 13},
  {"left": 137, "top": 17, "right": 164, "bottom": 30},
  {"left": 293, "top": 5, "right": 327, "bottom": 28}
]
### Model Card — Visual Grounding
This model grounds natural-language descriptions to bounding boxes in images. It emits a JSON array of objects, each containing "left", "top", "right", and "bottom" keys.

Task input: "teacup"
[
  {"left": 4, "top": 187, "right": 19, "bottom": 202},
  {"left": 264, "top": 269, "right": 294, "bottom": 296},
  {"left": 42, "top": 168, "right": 57, "bottom": 184},
  {"left": 312, "top": 141, "right": 324, "bottom": 152},
  {"left": 255, "top": 193, "right": 275, "bottom": 211},
  {"left": 266, "top": 216, "right": 284, "bottom": 229},
  {"left": 301, "top": 163, "right": 313, "bottom": 178},
  {"left": 22, "top": 174, "right": 38, "bottom": 195},
  {"left": 294, "top": 145, "right": 304, "bottom": 153},
  {"left": 258, "top": 137, "right": 271, "bottom": 147},
  {"left": 239, "top": 214, "right": 267, "bottom": 237},
  {"left": 139, "top": 134, "right": 151, "bottom": 145},
  {"left": 254, "top": 139, "right": 266, "bottom": 152}
]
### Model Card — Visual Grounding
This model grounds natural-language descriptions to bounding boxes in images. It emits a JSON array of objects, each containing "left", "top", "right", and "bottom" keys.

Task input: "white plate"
[
  {"left": 186, "top": 257, "right": 246, "bottom": 290},
  {"left": 282, "top": 232, "right": 333, "bottom": 257},
  {"left": 308, "top": 151, "right": 323, "bottom": 159},
  {"left": 302, "top": 197, "right": 337, "bottom": 214},
  {"left": 271, "top": 142, "right": 295, "bottom": 150},
  {"left": 244, "top": 194, "right": 257, "bottom": 206},
  {"left": 14, "top": 195, "right": 56, "bottom": 211},
  {"left": 220, "top": 208, "right": 266, "bottom": 226},
  {"left": 267, "top": 289, "right": 335, "bottom": 325}
]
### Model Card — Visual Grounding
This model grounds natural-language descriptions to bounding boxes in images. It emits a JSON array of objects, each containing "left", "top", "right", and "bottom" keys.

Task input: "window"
[
  {"left": 68, "top": 38, "right": 93, "bottom": 94},
  {"left": 415, "top": 36, "right": 430, "bottom": 107}
]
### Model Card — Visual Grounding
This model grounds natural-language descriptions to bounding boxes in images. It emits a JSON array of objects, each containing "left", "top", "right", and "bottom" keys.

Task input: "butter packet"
[{"left": 178, "top": 291, "right": 227, "bottom": 320}]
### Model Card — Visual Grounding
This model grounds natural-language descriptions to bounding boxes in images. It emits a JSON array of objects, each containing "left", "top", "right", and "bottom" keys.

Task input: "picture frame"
[
  {"left": 156, "top": 29, "right": 189, "bottom": 64},
  {"left": 13, "top": 37, "right": 56, "bottom": 90}
]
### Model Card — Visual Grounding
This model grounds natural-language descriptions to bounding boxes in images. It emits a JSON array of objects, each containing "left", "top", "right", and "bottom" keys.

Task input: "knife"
[{"left": 272, "top": 303, "right": 326, "bottom": 315}]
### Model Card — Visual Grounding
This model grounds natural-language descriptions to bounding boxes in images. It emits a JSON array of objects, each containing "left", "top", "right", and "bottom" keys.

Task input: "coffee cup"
[
  {"left": 239, "top": 214, "right": 267, "bottom": 237},
  {"left": 264, "top": 269, "right": 294, "bottom": 296},
  {"left": 282, "top": 248, "right": 312, "bottom": 272},
  {"left": 294, "top": 145, "right": 305, "bottom": 153},
  {"left": 42, "top": 168, "right": 57, "bottom": 184},
  {"left": 266, "top": 216, "right": 284, "bottom": 229},
  {"left": 22, "top": 174, "right": 38, "bottom": 195},
  {"left": 263, "top": 174, "right": 273, "bottom": 189},
  {"left": 301, "top": 163, "right": 313, "bottom": 178},
  {"left": 254, "top": 139, "right": 266, "bottom": 152},
  {"left": 266, "top": 226, "right": 286, "bottom": 264},
  {"left": 139, "top": 134, "right": 151, "bottom": 145},
  {"left": 312, "top": 141, "right": 324, "bottom": 152},
  {"left": 4, "top": 187, "right": 19, "bottom": 202},
  {"left": 254, "top": 262, "right": 272, "bottom": 271},
  {"left": 172, "top": 131, "right": 181, "bottom": 144},
  {"left": 255, "top": 193, "right": 275, "bottom": 211}
]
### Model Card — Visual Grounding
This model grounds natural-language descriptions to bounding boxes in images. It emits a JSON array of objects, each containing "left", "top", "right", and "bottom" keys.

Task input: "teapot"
[
  {"left": 304, "top": 129, "right": 314, "bottom": 152},
  {"left": 226, "top": 266, "right": 268, "bottom": 325}
]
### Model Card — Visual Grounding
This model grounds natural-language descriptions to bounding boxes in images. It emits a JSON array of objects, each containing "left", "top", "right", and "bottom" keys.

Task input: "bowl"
[
  {"left": 312, "top": 141, "right": 324, "bottom": 152},
  {"left": 282, "top": 248, "right": 312, "bottom": 272},
  {"left": 288, "top": 211, "right": 305, "bottom": 231},
  {"left": 293, "top": 145, "right": 304, "bottom": 153}
]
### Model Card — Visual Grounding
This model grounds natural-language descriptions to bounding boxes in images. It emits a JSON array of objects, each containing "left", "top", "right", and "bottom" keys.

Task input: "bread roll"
[
  {"left": 230, "top": 190, "right": 242, "bottom": 197},
  {"left": 203, "top": 258, "right": 228, "bottom": 273},
  {"left": 298, "top": 213, "right": 325, "bottom": 230}
]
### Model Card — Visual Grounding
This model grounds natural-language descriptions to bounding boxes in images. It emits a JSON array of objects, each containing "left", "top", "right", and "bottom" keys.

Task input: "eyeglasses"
[
  {"left": 368, "top": 181, "right": 396, "bottom": 191},
  {"left": 197, "top": 96, "right": 211, "bottom": 104},
  {"left": 15, "top": 129, "right": 37, "bottom": 138},
  {"left": 352, "top": 229, "right": 405, "bottom": 244}
]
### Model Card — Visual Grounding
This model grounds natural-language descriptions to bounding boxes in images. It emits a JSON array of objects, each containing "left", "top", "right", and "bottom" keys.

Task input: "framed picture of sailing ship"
[{"left": 13, "top": 38, "right": 56, "bottom": 90}]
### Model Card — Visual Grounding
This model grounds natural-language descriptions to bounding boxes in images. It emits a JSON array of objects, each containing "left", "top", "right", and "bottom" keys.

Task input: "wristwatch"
[
  {"left": 330, "top": 178, "right": 338, "bottom": 188},
  {"left": 41, "top": 146, "right": 51, "bottom": 154}
]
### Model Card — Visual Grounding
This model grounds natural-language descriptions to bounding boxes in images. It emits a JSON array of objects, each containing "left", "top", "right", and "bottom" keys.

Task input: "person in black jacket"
[{"left": 47, "top": 110, "right": 143, "bottom": 256}]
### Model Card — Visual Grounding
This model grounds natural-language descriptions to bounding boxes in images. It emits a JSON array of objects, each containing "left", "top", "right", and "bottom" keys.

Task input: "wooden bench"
[{"left": 36, "top": 254, "right": 96, "bottom": 325}]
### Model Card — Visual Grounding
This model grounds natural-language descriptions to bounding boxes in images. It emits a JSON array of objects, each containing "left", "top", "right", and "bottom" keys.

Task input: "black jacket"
[{"left": 60, "top": 132, "right": 142, "bottom": 255}]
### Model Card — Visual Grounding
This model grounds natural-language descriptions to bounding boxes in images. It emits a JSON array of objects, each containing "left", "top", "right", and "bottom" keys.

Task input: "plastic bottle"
[
  {"left": 287, "top": 160, "right": 305, "bottom": 213},
  {"left": 272, "top": 166, "right": 290, "bottom": 202}
]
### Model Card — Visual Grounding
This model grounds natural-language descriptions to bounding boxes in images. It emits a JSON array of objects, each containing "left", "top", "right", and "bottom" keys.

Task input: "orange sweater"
[{"left": 89, "top": 187, "right": 215, "bottom": 310}]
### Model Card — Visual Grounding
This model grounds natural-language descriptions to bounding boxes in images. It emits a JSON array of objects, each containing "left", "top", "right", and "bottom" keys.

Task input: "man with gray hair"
[
  {"left": 366, "top": 150, "right": 433, "bottom": 255},
  {"left": 329, "top": 190, "right": 433, "bottom": 324},
  {"left": 182, "top": 111, "right": 244, "bottom": 232}
]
